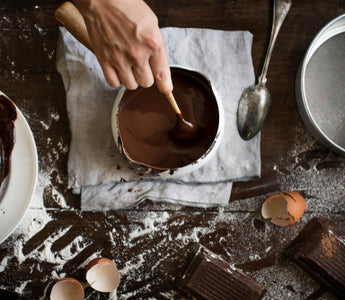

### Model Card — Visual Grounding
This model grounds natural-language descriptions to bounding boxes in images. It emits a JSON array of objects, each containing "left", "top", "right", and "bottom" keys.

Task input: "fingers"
[
  {"left": 93, "top": 31, "right": 171, "bottom": 92},
  {"left": 100, "top": 52, "right": 170, "bottom": 92},
  {"left": 101, "top": 62, "right": 121, "bottom": 88},
  {"left": 149, "top": 42, "right": 173, "bottom": 95},
  {"left": 105, "top": 56, "right": 171, "bottom": 93},
  {"left": 99, "top": 57, "right": 139, "bottom": 90},
  {"left": 100, "top": 30, "right": 170, "bottom": 92},
  {"left": 132, "top": 63, "right": 154, "bottom": 88},
  {"left": 100, "top": 53, "right": 165, "bottom": 91},
  {"left": 116, "top": 65, "right": 138, "bottom": 90},
  {"left": 110, "top": 47, "right": 155, "bottom": 90}
]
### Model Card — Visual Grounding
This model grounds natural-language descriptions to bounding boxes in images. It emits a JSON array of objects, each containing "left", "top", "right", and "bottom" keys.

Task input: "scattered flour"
[
  {"left": 274, "top": 122, "right": 345, "bottom": 213},
  {"left": 128, "top": 211, "right": 170, "bottom": 240},
  {"left": 0, "top": 256, "right": 8, "bottom": 272},
  {"left": 0, "top": 101, "right": 85, "bottom": 298},
  {"left": 159, "top": 290, "right": 179, "bottom": 299},
  {"left": 51, "top": 186, "right": 68, "bottom": 208},
  {"left": 50, "top": 112, "right": 60, "bottom": 122},
  {"left": 39, "top": 285, "right": 50, "bottom": 300},
  {"left": 34, "top": 24, "right": 47, "bottom": 36},
  {"left": 118, "top": 253, "right": 146, "bottom": 278},
  {"left": 39, "top": 112, "right": 61, "bottom": 131},
  {"left": 15, "top": 281, "right": 29, "bottom": 295},
  {"left": 40, "top": 120, "right": 50, "bottom": 130}
]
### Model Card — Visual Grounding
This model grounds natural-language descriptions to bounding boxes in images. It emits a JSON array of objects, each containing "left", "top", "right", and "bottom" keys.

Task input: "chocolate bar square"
[
  {"left": 181, "top": 246, "right": 266, "bottom": 300},
  {"left": 284, "top": 217, "right": 345, "bottom": 298}
]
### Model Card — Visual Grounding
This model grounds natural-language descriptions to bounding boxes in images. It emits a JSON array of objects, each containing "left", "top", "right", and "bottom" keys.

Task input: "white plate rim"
[{"left": 0, "top": 92, "right": 38, "bottom": 244}]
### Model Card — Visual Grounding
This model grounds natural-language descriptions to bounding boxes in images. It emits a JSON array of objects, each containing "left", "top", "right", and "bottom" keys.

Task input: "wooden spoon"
[
  {"left": 165, "top": 93, "right": 201, "bottom": 142},
  {"left": 55, "top": 1, "right": 201, "bottom": 142}
]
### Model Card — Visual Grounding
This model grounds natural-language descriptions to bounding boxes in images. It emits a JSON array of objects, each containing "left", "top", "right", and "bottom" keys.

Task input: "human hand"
[{"left": 74, "top": 0, "right": 173, "bottom": 94}]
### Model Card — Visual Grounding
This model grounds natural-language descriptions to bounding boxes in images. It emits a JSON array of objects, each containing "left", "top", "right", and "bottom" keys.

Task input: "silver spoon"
[{"left": 237, "top": 0, "right": 292, "bottom": 140}]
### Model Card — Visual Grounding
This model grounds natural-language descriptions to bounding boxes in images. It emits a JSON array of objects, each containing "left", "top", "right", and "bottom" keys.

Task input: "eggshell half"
[
  {"left": 261, "top": 191, "right": 305, "bottom": 226},
  {"left": 86, "top": 257, "right": 120, "bottom": 293},
  {"left": 50, "top": 278, "right": 84, "bottom": 300}
]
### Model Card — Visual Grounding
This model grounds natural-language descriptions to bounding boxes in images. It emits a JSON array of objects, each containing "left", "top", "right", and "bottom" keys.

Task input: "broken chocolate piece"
[
  {"left": 181, "top": 246, "right": 267, "bottom": 300},
  {"left": 284, "top": 217, "right": 345, "bottom": 298}
]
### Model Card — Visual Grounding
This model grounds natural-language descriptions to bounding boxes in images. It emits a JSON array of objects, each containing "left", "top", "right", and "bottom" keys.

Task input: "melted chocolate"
[
  {"left": 170, "top": 115, "right": 201, "bottom": 142},
  {"left": 0, "top": 95, "right": 17, "bottom": 185},
  {"left": 117, "top": 68, "right": 219, "bottom": 170}
]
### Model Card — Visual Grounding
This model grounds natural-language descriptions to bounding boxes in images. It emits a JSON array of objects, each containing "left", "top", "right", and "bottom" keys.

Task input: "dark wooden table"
[{"left": 0, "top": 0, "right": 345, "bottom": 299}]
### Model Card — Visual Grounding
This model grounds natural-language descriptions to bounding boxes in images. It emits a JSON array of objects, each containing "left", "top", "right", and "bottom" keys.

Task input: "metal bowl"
[
  {"left": 111, "top": 66, "right": 224, "bottom": 178},
  {"left": 296, "top": 14, "right": 345, "bottom": 155}
]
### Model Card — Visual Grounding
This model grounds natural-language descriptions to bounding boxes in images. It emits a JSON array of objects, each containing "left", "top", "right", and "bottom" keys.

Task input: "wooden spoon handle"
[
  {"left": 165, "top": 93, "right": 181, "bottom": 116},
  {"left": 55, "top": 1, "right": 93, "bottom": 52}
]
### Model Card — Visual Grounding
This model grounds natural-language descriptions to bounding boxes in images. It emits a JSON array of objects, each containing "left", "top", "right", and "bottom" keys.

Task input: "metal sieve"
[{"left": 296, "top": 14, "right": 345, "bottom": 156}]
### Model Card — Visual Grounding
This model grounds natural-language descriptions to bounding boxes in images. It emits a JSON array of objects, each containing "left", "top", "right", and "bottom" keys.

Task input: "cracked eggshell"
[
  {"left": 50, "top": 277, "right": 84, "bottom": 300},
  {"left": 261, "top": 191, "right": 305, "bottom": 227},
  {"left": 86, "top": 257, "right": 120, "bottom": 293}
]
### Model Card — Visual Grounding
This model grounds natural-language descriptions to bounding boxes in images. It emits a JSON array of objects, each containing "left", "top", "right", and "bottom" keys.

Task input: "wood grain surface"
[{"left": 0, "top": 0, "right": 345, "bottom": 299}]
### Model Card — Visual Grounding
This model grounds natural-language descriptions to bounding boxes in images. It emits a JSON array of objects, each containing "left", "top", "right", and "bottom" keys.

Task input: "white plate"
[{"left": 0, "top": 92, "right": 38, "bottom": 244}]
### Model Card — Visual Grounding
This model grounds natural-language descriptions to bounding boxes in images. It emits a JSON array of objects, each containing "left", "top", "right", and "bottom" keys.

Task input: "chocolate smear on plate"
[{"left": 0, "top": 95, "right": 17, "bottom": 186}]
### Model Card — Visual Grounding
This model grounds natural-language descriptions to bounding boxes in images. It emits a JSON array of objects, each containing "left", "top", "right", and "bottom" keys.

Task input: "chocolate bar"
[
  {"left": 284, "top": 217, "right": 345, "bottom": 298},
  {"left": 181, "top": 246, "right": 267, "bottom": 300}
]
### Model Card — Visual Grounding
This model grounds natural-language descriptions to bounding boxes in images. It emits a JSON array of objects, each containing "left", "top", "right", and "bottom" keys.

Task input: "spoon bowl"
[
  {"left": 165, "top": 92, "right": 201, "bottom": 142},
  {"left": 237, "top": 0, "right": 292, "bottom": 140},
  {"left": 171, "top": 115, "right": 201, "bottom": 142},
  {"left": 237, "top": 84, "right": 271, "bottom": 140}
]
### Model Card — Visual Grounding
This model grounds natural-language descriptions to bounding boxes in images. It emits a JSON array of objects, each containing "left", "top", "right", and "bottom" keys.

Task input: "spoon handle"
[
  {"left": 166, "top": 93, "right": 182, "bottom": 116},
  {"left": 258, "top": 0, "right": 292, "bottom": 86},
  {"left": 55, "top": 2, "right": 93, "bottom": 51}
]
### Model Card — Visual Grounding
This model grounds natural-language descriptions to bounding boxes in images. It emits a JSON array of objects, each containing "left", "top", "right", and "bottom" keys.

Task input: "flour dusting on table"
[{"left": 275, "top": 121, "right": 345, "bottom": 213}]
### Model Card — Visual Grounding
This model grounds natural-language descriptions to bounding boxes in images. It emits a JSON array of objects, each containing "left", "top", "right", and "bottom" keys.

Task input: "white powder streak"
[
  {"left": 51, "top": 186, "right": 68, "bottom": 208},
  {"left": 109, "top": 289, "right": 118, "bottom": 300},
  {"left": 15, "top": 281, "right": 29, "bottom": 294},
  {"left": 119, "top": 253, "right": 145, "bottom": 277},
  {"left": 0, "top": 256, "right": 8, "bottom": 272},
  {"left": 128, "top": 211, "right": 170, "bottom": 240}
]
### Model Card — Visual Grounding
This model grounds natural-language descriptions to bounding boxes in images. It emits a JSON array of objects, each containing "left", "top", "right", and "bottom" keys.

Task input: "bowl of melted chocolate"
[{"left": 112, "top": 67, "right": 224, "bottom": 177}]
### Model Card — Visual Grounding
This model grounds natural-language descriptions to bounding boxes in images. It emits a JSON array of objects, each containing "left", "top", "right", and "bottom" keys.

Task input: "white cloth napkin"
[{"left": 56, "top": 27, "right": 260, "bottom": 210}]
